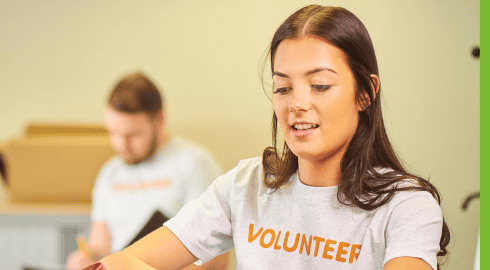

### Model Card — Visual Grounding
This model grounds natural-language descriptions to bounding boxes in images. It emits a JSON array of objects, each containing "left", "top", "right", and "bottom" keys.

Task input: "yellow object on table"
[{"left": 76, "top": 235, "right": 92, "bottom": 258}]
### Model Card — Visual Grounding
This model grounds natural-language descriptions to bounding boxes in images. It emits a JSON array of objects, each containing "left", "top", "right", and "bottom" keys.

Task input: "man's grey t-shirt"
[{"left": 92, "top": 137, "right": 223, "bottom": 252}]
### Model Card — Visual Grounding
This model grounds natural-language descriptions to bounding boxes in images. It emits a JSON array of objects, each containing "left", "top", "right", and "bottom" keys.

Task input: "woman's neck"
[{"left": 297, "top": 155, "right": 342, "bottom": 187}]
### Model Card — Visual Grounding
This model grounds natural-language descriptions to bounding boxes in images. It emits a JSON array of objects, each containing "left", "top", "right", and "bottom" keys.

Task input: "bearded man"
[{"left": 66, "top": 72, "right": 229, "bottom": 270}]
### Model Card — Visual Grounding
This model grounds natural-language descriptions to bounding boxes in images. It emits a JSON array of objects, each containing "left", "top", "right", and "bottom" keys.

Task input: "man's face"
[{"left": 104, "top": 107, "right": 161, "bottom": 165}]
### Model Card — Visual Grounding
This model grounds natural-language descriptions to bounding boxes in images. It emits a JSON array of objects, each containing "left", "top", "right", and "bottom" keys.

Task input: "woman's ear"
[
  {"left": 358, "top": 74, "right": 380, "bottom": 111},
  {"left": 370, "top": 74, "right": 380, "bottom": 98}
]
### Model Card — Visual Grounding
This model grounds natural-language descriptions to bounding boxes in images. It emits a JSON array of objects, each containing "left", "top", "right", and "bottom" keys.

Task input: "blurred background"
[{"left": 0, "top": 0, "right": 479, "bottom": 269}]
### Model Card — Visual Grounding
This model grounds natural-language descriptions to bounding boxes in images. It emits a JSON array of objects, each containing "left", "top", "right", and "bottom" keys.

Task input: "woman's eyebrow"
[
  {"left": 305, "top": 67, "right": 337, "bottom": 76},
  {"left": 272, "top": 67, "right": 337, "bottom": 78},
  {"left": 272, "top": 71, "right": 288, "bottom": 78}
]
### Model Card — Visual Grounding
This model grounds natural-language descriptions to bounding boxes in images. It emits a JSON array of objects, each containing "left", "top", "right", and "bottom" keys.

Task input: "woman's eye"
[
  {"left": 312, "top": 85, "right": 331, "bottom": 91},
  {"left": 274, "top": 87, "right": 291, "bottom": 94}
]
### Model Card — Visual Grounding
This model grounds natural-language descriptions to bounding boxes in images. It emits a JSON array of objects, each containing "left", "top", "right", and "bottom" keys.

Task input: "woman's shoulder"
[
  {"left": 235, "top": 157, "right": 264, "bottom": 170},
  {"left": 230, "top": 157, "right": 265, "bottom": 184},
  {"left": 389, "top": 186, "right": 441, "bottom": 208},
  {"left": 368, "top": 167, "right": 441, "bottom": 209},
  {"left": 383, "top": 178, "right": 442, "bottom": 218},
  {"left": 208, "top": 157, "right": 268, "bottom": 201},
  {"left": 372, "top": 167, "right": 424, "bottom": 188},
  {"left": 214, "top": 157, "right": 268, "bottom": 191}
]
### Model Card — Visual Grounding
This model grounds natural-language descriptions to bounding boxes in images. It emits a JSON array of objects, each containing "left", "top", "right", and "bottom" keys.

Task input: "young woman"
[{"left": 84, "top": 5, "right": 450, "bottom": 270}]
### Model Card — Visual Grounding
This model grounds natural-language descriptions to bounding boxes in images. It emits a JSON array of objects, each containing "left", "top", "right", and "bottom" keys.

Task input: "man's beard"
[{"left": 124, "top": 131, "right": 159, "bottom": 165}]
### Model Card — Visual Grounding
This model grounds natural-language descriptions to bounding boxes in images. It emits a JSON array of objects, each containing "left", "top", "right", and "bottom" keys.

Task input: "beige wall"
[{"left": 0, "top": 0, "right": 479, "bottom": 269}]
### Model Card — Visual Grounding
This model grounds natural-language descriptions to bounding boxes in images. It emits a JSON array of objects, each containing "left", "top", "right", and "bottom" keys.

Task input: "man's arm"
[
  {"left": 66, "top": 222, "right": 112, "bottom": 270},
  {"left": 89, "top": 221, "right": 112, "bottom": 260}
]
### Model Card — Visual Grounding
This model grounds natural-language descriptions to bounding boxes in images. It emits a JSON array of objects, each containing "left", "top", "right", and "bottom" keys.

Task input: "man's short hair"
[{"left": 108, "top": 72, "right": 163, "bottom": 117}]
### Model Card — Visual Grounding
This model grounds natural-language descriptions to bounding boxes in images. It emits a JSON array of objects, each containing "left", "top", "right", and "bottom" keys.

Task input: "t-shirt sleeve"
[
  {"left": 164, "top": 166, "right": 236, "bottom": 264},
  {"left": 182, "top": 152, "right": 224, "bottom": 205},
  {"left": 91, "top": 163, "right": 112, "bottom": 223},
  {"left": 383, "top": 191, "right": 443, "bottom": 270}
]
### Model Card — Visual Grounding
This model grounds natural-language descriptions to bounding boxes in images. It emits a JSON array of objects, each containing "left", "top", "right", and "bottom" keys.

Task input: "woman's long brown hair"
[{"left": 261, "top": 5, "right": 450, "bottom": 269}]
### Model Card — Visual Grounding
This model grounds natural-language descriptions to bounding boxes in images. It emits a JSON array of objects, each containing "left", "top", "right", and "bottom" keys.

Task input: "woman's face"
[{"left": 272, "top": 35, "right": 362, "bottom": 164}]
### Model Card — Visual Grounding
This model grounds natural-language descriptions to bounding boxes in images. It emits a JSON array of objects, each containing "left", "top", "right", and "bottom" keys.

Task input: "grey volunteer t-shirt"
[{"left": 165, "top": 157, "right": 442, "bottom": 270}]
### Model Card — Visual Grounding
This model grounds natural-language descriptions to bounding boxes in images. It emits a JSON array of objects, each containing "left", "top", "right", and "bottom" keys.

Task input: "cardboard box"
[{"left": 1, "top": 123, "right": 116, "bottom": 203}]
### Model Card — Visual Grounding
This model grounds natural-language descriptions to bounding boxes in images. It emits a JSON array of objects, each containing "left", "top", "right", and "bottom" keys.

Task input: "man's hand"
[{"left": 66, "top": 250, "right": 97, "bottom": 270}]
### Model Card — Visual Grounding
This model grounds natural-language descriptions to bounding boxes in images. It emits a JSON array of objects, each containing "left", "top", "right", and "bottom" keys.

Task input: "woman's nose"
[{"left": 289, "top": 85, "right": 312, "bottom": 113}]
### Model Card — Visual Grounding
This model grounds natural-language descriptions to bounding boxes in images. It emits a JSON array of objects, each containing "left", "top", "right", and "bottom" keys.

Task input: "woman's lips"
[{"left": 292, "top": 126, "right": 318, "bottom": 137}]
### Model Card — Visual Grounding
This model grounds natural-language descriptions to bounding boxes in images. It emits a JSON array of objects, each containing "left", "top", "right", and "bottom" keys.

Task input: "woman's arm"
[
  {"left": 101, "top": 226, "right": 197, "bottom": 270},
  {"left": 383, "top": 192, "right": 443, "bottom": 270},
  {"left": 181, "top": 252, "right": 229, "bottom": 270},
  {"left": 383, "top": 257, "right": 433, "bottom": 270}
]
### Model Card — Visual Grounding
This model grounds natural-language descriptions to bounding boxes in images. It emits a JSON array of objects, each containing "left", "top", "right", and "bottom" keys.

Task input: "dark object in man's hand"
[{"left": 126, "top": 210, "right": 169, "bottom": 247}]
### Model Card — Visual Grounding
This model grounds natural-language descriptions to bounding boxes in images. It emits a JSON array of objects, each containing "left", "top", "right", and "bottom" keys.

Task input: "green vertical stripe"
[{"left": 480, "top": 0, "right": 485, "bottom": 269}]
